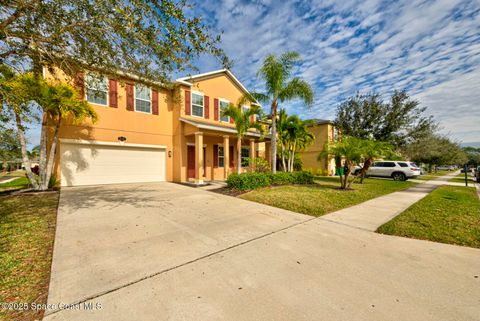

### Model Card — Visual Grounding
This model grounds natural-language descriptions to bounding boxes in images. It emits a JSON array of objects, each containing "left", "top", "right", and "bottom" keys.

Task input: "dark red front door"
[{"left": 187, "top": 146, "right": 195, "bottom": 179}]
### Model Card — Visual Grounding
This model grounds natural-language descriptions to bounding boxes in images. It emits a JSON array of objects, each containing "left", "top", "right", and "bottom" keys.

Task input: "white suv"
[{"left": 366, "top": 161, "right": 421, "bottom": 181}]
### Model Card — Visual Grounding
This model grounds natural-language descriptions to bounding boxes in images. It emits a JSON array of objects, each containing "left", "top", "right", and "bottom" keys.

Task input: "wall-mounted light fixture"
[
  {"left": 118, "top": 136, "right": 127, "bottom": 144},
  {"left": 168, "top": 151, "right": 172, "bottom": 158}
]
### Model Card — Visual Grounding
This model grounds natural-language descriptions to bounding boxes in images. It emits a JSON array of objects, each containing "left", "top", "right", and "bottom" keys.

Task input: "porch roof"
[{"left": 180, "top": 118, "right": 265, "bottom": 138}]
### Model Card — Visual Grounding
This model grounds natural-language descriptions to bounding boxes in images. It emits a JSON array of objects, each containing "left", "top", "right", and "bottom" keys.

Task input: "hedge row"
[{"left": 226, "top": 171, "right": 314, "bottom": 191}]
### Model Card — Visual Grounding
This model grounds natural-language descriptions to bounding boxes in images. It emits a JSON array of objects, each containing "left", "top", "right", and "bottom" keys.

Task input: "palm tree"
[
  {"left": 0, "top": 68, "right": 97, "bottom": 190},
  {"left": 319, "top": 136, "right": 363, "bottom": 189},
  {"left": 221, "top": 98, "right": 264, "bottom": 174},
  {"left": 252, "top": 52, "right": 314, "bottom": 173},
  {"left": 277, "top": 109, "right": 315, "bottom": 172},
  {"left": 358, "top": 140, "right": 393, "bottom": 183}
]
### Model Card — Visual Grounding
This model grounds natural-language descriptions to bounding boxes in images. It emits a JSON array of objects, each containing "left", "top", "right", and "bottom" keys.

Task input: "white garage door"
[{"left": 60, "top": 142, "right": 166, "bottom": 186}]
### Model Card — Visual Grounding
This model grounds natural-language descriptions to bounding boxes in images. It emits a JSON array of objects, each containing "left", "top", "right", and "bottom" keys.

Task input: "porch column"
[
  {"left": 223, "top": 135, "right": 230, "bottom": 179},
  {"left": 195, "top": 132, "right": 204, "bottom": 184},
  {"left": 250, "top": 139, "right": 256, "bottom": 169}
]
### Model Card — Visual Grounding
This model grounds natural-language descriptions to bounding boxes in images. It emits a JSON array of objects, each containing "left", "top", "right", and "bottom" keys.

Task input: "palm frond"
[{"left": 278, "top": 77, "right": 314, "bottom": 105}]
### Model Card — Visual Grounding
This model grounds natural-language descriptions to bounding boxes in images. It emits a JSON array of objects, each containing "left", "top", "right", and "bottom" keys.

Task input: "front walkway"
[{"left": 44, "top": 180, "right": 480, "bottom": 321}]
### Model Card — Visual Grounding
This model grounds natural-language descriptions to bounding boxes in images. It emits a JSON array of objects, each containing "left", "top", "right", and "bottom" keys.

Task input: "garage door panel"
[{"left": 60, "top": 143, "right": 166, "bottom": 186}]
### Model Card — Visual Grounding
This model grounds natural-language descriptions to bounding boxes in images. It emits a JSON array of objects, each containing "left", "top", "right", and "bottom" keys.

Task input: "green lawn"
[
  {"left": 240, "top": 176, "right": 416, "bottom": 217},
  {"left": 0, "top": 177, "right": 31, "bottom": 192},
  {"left": 415, "top": 170, "right": 451, "bottom": 181},
  {"left": 448, "top": 173, "right": 475, "bottom": 184},
  {"left": 0, "top": 170, "right": 26, "bottom": 178},
  {"left": 0, "top": 193, "right": 59, "bottom": 321},
  {"left": 377, "top": 186, "right": 480, "bottom": 248}
]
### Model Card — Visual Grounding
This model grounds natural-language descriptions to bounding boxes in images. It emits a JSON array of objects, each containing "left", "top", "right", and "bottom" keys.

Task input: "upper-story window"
[
  {"left": 191, "top": 92, "right": 204, "bottom": 117},
  {"left": 85, "top": 73, "right": 108, "bottom": 106},
  {"left": 242, "top": 105, "right": 249, "bottom": 114},
  {"left": 219, "top": 100, "right": 229, "bottom": 122},
  {"left": 135, "top": 85, "right": 151, "bottom": 113}
]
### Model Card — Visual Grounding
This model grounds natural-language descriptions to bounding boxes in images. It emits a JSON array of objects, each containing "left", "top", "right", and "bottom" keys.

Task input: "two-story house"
[
  {"left": 46, "top": 68, "right": 269, "bottom": 186},
  {"left": 298, "top": 119, "right": 337, "bottom": 176}
]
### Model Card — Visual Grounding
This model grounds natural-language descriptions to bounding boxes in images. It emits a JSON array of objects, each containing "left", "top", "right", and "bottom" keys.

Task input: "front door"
[
  {"left": 187, "top": 146, "right": 206, "bottom": 179},
  {"left": 187, "top": 146, "right": 195, "bottom": 179}
]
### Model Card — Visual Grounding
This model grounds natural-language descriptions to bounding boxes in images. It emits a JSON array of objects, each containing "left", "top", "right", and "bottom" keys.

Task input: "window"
[
  {"left": 242, "top": 105, "right": 249, "bottom": 114},
  {"left": 241, "top": 146, "right": 250, "bottom": 167},
  {"left": 135, "top": 85, "right": 151, "bottom": 113},
  {"left": 219, "top": 100, "right": 229, "bottom": 122},
  {"left": 373, "top": 162, "right": 384, "bottom": 167},
  {"left": 384, "top": 162, "right": 396, "bottom": 167},
  {"left": 333, "top": 127, "right": 339, "bottom": 141},
  {"left": 398, "top": 162, "right": 409, "bottom": 167},
  {"left": 191, "top": 92, "right": 204, "bottom": 117},
  {"left": 85, "top": 73, "right": 108, "bottom": 105},
  {"left": 218, "top": 146, "right": 225, "bottom": 167}
]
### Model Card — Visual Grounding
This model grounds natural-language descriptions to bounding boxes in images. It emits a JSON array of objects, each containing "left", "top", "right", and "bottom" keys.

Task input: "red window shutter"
[
  {"left": 204, "top": 96, "right": 209, "bottom": 119},
  {"left": 74, "top": 72, "right": 85, "bottom": 100},
  {"left": 214, "top": 98, "right": 219, "bottom": 121},
  {"left": 108, "top": 79, "right": 118, "bottom": 108},
  {"left": 152, "top": 89, "right": 159, "bottom": 115},
  {"left": 250, "top": 115, "right": 255, "bottom": 123},
  {"left": 126, "top": 83, "right": 134, "bottom": 111},
  {"left": 230, "top": 115, "right": 234, "bottom": 124},
  {"left": 213, "top": 144, "right": 218, "bottom": 168},
  {"left": 229, "top": 146, "right": 234, "bottom": 167},
  {"left": 185, "top": 90, "right": 191, "bottom": 115}
]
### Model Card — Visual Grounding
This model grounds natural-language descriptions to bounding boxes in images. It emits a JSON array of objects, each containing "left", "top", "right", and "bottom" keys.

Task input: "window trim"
[
  {"left": 134, "top": 84, "right": 152, "bottom": 114},
  {"left": 218, "top": 98, "right": 230, "bottom": 122},
  {"left": 85, "top": 73, "right": 109, "bottom": 107},
  {"left": 191, "top": 91, "right": 204, "bottom": 118}
]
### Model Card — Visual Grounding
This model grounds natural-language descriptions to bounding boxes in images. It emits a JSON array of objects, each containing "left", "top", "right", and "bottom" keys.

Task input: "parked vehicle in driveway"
[{"left": 366, "top": 161, "right": 421, "bottom": 181}]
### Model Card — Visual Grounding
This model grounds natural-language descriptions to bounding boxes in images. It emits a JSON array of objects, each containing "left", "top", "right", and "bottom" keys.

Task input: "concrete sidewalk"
[{"left": 321, "top": 171, "right": 461, "bottom": 231}]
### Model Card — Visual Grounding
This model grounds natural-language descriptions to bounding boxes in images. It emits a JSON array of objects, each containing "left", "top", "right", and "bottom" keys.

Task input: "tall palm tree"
[
  {"left": 222, "top": 98, "right": 264, "bottom": 174},
  {"left": 252, "top": 52, "right": 313, "bottom": 173}
]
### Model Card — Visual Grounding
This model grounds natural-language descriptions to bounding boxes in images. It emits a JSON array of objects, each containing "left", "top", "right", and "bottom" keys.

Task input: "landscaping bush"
[
  {"left": 269, "top": 172, "right": 296, "bottom": 185},
  {"left": 227, "top": 171, "right": 314, "bottom": 191},
  {"left": 291, "top": 171, "right": 315, "bottom": 184},
  {"left": 226, "top": 172, "right": 271, "bottom": 191}
]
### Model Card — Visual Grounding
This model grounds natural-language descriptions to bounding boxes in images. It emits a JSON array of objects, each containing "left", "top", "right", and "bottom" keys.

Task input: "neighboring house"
[
  {"left": 45, "top": 68, "right": 268, "bottom": 186},
  {"left": 298, "top": 119, "right": 337, "bottom": 176}
]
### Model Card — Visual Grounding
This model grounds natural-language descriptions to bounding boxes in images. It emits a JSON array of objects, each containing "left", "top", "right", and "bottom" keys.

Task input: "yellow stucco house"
[
  {"left": 46, "top": 68, "right": 269, "bottom": 186},
  {"left": 298, "top": 119, "right": 337, "bottom": 176}
]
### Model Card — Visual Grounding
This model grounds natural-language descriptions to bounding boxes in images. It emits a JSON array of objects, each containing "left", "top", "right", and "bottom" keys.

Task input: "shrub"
[
  {"left": 226, "top": 172, "right": 271, "bottom": 191},
  {"left": 269, "top": 172, "right": 295, "bottom": 185},
  {"left": 226, "top": 171, "right": 314, "bottom": 190},
  {"left": 292, "top": 171, "right": 315, "bottom": 184},
  {"left": 251, "top": 157, "right": 270, "bottom": 173}
]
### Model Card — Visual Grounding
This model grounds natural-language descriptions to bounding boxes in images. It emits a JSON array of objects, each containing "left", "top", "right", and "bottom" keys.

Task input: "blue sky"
[
  {"left": 182, "top": 0, "right": 480, "bottom": 145},
  {"left": 25, "top": 0, "right": 480, "bottom": 147}
]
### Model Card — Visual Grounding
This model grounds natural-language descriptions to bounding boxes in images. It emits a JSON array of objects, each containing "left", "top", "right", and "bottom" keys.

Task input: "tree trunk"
[
  {"left": 281, "top": 142, "right": 286, "bottom": 172},
  {"left": 359, "top": 158, "right": 372, "bottom": 183},
  {"left": 237, "top": 136, "right": 242, "bottom": 174},
  {"left": 43, "top": 117, "right": 61, "bottom": 190},
  {"left": 14, "top": 110, "right": 40, "bottom": 190},
  {"left": 270, "top": 100, "right": 277, "bottom": 174},
  {"left": 290, "top": 141, "right": 297, "bottom": 172},
  {"left": 38, "top": 113, "right": 48, "bottom": 188}
]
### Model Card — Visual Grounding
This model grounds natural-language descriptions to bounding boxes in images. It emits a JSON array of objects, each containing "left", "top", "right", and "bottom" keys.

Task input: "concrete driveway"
[{"left": 44, "top": 183, "right": 480, "bottom": 321}]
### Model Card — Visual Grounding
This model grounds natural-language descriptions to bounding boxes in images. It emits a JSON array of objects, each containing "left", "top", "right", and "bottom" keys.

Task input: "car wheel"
[{"left": 392, "top": 172, "right": 406, "bottom": 181}]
